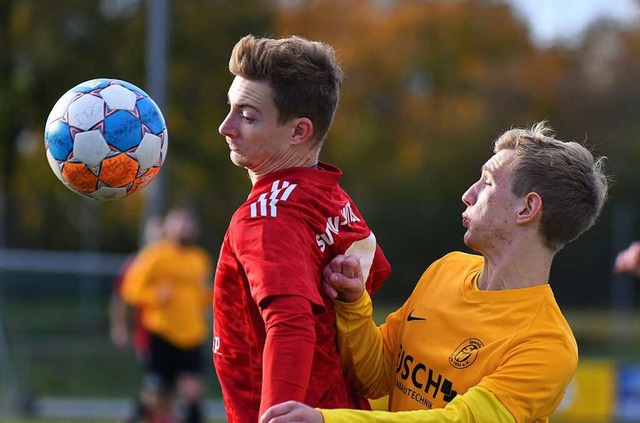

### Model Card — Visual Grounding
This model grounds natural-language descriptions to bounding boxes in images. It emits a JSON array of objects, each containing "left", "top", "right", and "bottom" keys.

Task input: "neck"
[
  {"left": 248, "top": 149, "right": 319, "bottom": 185},
  {"left": 477, "top": 237, "right": 554, "bottom": 291}
]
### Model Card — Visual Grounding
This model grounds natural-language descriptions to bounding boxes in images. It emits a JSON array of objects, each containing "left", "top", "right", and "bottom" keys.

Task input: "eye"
[
  {"left": 241, "top": 113, "right": 255, "bottom": 123},
  {"left": 482, "top": 177, "right": 492, "bottom": 186}
]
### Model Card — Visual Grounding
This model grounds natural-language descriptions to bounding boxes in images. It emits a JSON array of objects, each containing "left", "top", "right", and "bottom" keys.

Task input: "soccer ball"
[{"left": 44, "top": 78, "right": 168, "bottom": 200}]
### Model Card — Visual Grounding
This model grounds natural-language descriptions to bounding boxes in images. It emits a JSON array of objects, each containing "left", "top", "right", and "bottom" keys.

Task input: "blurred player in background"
[
  {"left": 213, "top": 34, "right": 392, "bottom": 423},
  {"left": 109, "top": 216, "right": 163, "bottom": 423},
  {"left": 614, "top": 241, "right": 640, "bottom": 278},
  {"left": 261, "top": 122, "right": 609, "bottom": 423},
  {"left": 122, "top": 209, "right": 213, "bottom": 423}
]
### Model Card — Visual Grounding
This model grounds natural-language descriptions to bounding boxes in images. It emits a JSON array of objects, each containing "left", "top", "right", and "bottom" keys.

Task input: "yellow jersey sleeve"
[
  {"left": 334, "top": 291, "right": 409, "bottom": 399},
  {"left": 321, "top": 385, "right": 515, "bottom": 422},
  {"left": 334, "top": 292, "right": 391, "bottom": 398},
  {"left": 479, "top": 335, "right": 577, "bottom": 422},
  {"left": 120, "top": 247, "right": 162, "bottom": 307}
]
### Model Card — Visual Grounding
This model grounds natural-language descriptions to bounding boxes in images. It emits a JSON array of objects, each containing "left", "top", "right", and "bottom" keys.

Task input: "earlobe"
[
  {"left": 291, "top": 118, "right": 313, "bottom": 145},
  {"left": 517, "top": 192, "right": 543, "bottom": 224}
]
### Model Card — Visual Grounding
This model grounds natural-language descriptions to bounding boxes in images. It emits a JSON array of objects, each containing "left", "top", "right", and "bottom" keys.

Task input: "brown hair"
[
  {"left": 228, "top": 34, "right": 344, "bottom": 146},
  {"left": 494, "top": 122, "right": 609, "bottom": 251}
]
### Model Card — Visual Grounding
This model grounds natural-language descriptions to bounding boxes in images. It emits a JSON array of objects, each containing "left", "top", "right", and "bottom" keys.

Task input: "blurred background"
[{"left": 1, "top": 0, "right": 640, "bottom": 421}]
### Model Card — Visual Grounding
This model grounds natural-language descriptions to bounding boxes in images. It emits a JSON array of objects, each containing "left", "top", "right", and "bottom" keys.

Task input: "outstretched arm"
[{"left": 260, "top": 386, "right": 515, "bottom": 423}]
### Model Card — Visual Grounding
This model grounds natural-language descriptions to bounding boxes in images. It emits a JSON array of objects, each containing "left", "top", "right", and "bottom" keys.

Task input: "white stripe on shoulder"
[{"left": 344, "top": 232, "right": 376, "bottom": 282}]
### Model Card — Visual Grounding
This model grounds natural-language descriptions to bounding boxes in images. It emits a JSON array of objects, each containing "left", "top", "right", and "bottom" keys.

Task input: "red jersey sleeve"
[{"left": 259, "top": 295, "right": 316, "bottom": 417}]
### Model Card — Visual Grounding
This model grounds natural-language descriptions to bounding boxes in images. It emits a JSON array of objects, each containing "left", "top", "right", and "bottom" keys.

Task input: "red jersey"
[{"left": 213, "top": 162, "right": 391, "bottom": 423}]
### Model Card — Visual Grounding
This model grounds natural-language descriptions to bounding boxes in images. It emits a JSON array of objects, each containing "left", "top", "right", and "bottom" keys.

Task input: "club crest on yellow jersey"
[{"left": 449, "top": 338, "right": 483, "bottom": 369}]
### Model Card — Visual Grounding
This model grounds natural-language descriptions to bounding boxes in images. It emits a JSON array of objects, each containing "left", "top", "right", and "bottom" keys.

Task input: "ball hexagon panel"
[
  {"left": 46, "top": 150, "right": 64, "bottom": 182},
  {"left": 100, "top": 154, "right": 139, "bottom": 187},
  {"left": 136, "top": 133, "right": 162, "bottom": 170},
  {"left": 72, "top": 79, "right": 111, "bottom": 94},
  {"left": 131, "top": 167, "right": 160, "bottom": 193},
  {"left": 45, "top": 120, "right": 73, "bottom": 161},
  {"left": 46, "top": 91, "right": 78, "bottom": 128},
  {"left": 92, "top": 186, "right": 128, "bottom": 200},
  {"left": 100, "top": 84, "right": 137, "bottom": 111},
  {"left": 68, "top": 94, "right": 105, "bottom": 130},
  {"left": 103, "top": 110, "right": 142, "bottom": 151},
  {"left": 73, "top": 130, "right": 110, "bottom": 168},
  {"left": 62, "top": 162, "right": 99, "bottom": 193},
  {"left": 137, "top": 97, "right": 165, "bottom": 134},
  {"left": 160, "top": 129, "right": 169, "bottom": 164},
  {"left": 118, "top": 80, "right": 149, "bottom": 97}
]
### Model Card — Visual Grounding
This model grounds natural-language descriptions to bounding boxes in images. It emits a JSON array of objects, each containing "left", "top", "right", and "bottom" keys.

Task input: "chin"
[
  {"left": 463, "top": 234, "right": 480, "bottom": 252},
  {"left": 229, "top": 152, "right": 247, "bottom": 168}
]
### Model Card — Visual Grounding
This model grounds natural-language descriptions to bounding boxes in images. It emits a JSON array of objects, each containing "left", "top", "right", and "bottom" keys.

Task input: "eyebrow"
[{"left": 229, "top": 99, "right": 260, "bottom": 113}]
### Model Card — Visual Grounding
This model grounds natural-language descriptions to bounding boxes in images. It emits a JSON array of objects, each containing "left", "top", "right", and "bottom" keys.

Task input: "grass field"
[{"left": 1, "top": 288, "right": 636, "bottom": 423}]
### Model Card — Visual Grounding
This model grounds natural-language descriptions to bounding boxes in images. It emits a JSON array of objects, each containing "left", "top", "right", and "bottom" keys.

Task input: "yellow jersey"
[
  {"left": 322, "top": 252, "right": 577, "bottom": 422},
  {"left": 121, "top": 239, "right": 212, "bottom": 349}
]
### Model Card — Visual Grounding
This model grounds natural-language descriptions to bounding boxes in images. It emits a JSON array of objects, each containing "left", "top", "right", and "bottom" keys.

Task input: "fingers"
[
  {"left": 260, "top": 401, "right": 292, "bottom": 423},
  {"left": 322, "top": 280, "right": 338, "bottom": 299},
  {"left": 260, "top": 401, "right": 321, "bottom": 423},
  {"left": 323, "top": 254, "right": 363, "bottom": 281},
  {"left": 321, "top": 254, "right": 366, "bottom": 302},
  {"left": 341, "top": 255, "right": 363, "bottom": 281}
]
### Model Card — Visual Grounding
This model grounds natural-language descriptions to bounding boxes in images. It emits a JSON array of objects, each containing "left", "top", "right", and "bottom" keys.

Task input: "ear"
[
  {"left": 516, "top": 192, "right": 543, "bottom": 224},
  {"left": 289, "top": 117, "right": 314, "bottom": 146}
]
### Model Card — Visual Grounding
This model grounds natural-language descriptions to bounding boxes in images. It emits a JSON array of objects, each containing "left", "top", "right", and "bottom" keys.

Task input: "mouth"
[
  {"left": 461, "top": 214, "right": 469, "bottom": 228},
  {"left": 226, "top": 140, "right": 239, "bottom": 152}
]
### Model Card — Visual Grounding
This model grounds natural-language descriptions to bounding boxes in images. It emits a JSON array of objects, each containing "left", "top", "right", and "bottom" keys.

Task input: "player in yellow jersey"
[
  {"left": 260, "top": 122, "right": 609, "bottom": 423},
  {"left": 121, "top": 208, "right": 213, "bottom": 423}
]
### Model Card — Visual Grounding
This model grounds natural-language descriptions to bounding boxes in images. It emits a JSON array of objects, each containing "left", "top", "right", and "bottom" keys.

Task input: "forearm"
[
  {"left": 334, "top": 292, "right": 392, "bottom": 398},
  {"left": 321, "top": 386, "right": 515, "bottom": 423},
  {"left": 260, "top": 295, "right": 316, "bottom": 416}
]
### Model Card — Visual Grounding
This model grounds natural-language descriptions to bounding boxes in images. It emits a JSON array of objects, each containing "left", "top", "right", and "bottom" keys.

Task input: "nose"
[
  {"left": 461, "top": 182, "right": 477, "bottom": 207},
  {"left": 219, "top": 112, "right": 237, "bottom": 138}
]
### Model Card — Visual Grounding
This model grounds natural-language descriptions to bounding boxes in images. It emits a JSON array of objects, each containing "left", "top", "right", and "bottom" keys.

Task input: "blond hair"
[{"left": 494, "top": 122, "right": 608, "bottom": 251}]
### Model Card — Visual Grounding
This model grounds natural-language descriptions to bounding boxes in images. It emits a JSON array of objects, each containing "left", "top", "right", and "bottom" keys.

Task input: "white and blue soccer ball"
[{"left": 44, "top": 78, "right": 168, "bottom": 200}]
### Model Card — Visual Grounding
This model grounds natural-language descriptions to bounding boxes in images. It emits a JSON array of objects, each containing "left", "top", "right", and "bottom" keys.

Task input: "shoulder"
[
  {"left": 527, "top": 294, "right": 579, "bottom": 360},
  {"left": 246, "top": 165, "right": 342, "bottom": 212},
  {"left": 134, "top": 240, "right": 169, "bottom": 260},
  {"left": 191, "top": 245, "right": 213, "bottom": 265},
  {"left": 233, "top": 171, "right": 346, "bottom": 230}
]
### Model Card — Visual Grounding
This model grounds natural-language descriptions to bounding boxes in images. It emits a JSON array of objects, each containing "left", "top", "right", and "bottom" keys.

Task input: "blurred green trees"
[{"left": 1, "top": 0, "right": 639, "bottom": 306}]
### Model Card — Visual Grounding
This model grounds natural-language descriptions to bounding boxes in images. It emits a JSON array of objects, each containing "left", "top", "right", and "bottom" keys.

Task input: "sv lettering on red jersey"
[{"left": 316, "top": 202, "right": 361, "bottom": 252}]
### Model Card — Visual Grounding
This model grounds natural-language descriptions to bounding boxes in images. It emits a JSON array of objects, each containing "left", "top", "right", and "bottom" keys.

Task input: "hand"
[
  {"left": 322, "top": 254, "right": 365, "bottom": 303},
  {"left": 614, "top": 241, "right": 640, "bottom": 278},
  {"left": 260, "top": 401, "right": 323, "bottom": 423}
]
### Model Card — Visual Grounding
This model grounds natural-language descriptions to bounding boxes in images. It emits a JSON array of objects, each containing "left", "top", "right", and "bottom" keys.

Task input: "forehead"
[
  {"left": 483, "top": 149, "right": 516, "bottom": 175},
  {"left": 228, "top": 76, "right": 274, "bottom": 108}
]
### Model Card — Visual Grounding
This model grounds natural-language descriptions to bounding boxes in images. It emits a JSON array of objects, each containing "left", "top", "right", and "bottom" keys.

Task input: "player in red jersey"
[{"left": 214, "top": 34, "right": 392, "bottom": 423}]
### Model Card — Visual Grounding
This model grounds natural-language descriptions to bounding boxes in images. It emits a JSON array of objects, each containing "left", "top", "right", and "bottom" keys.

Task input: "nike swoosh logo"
[{"left": 407, "top": 309, "right": 427, "bottom": 322}]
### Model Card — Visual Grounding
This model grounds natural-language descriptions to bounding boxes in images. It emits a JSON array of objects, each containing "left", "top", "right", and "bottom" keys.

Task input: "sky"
[{"left": 506, "top": 0, "right": 640, "bottom": 46}]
